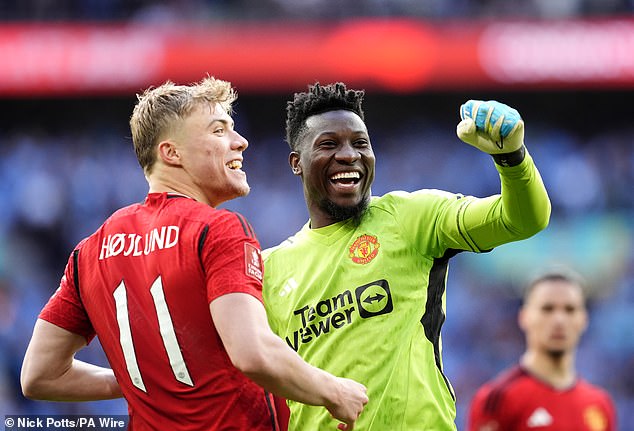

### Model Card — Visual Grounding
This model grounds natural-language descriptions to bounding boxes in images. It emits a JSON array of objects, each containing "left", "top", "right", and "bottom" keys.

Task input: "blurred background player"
[
  {"left": 467, "top": 270, "right": 616, "bottom": 431},
  {"left": 20, "top": 77, "right": 368, "bottom": 431},
  {"left": 262, "top": 83, "right": 550, "bottom": 430}
]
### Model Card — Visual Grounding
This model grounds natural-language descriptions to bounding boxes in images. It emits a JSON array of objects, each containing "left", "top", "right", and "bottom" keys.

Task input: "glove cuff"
[{"left": 492, "top": 145, "right": 526, "bottom": 167}]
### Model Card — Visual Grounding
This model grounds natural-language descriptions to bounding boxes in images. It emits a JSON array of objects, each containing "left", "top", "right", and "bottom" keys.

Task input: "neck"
[
  {"left": 148, "top": 176, "right": 214, "bottom": 207},
  {"left": 520, "top": 350, "right": 576, "bottom": 389},
  {"left": 307, "top": 196, "right": 369, "bottom": 229}
]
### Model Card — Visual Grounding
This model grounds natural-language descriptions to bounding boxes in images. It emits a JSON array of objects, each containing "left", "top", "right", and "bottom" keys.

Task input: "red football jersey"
[
  {"left": 468, "top": 365, "right": 616, "bottom": 431},
  {"left": 40, "top": 193, "right": 281, "bottom": 431}
]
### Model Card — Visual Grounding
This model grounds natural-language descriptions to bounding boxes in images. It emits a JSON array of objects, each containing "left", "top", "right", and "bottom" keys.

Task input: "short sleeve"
[
  {"left": 467, "top": 385, "right": 502, "bottom": 431},
  {"left": 39, "top": 248, "right": 96, "bottom": 343},
  {"left": 202, "top": 211, "right": 264, "bottom": 304}
]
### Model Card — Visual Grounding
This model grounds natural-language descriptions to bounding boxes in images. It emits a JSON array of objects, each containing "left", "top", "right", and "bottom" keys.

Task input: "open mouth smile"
[
  {"left": 226, "top": 160, "right": 243, "bottom": 170},
  {"left": 330, "top": 171, "right": 361, "bottom": 186}
]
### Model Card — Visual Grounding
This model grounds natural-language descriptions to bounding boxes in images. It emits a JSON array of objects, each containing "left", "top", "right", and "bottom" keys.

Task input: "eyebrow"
[
  {"left": 316, "top": 130, "right": 368, "bottom": 138},
  {"left": 208, "top": 118, "right": 234, "bottom": 129}
]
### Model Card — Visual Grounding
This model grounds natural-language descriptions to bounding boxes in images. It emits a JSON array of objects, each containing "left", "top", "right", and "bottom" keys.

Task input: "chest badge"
[
  {"left": 349, "top": 234, "right": 380, "bottom": 264},
  {"left": 584, "top": 405, "right": 608, "bottom": 431}
]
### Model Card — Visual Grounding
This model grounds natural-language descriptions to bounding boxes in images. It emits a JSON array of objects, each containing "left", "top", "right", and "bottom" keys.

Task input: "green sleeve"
[{"left": 459, "top": 150, "right": 551, "bottom": 251}]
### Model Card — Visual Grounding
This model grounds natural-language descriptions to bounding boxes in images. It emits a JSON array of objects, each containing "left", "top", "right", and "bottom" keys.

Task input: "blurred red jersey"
[
  {"left": 40, "top": 193, "right": 281, "bottom": 431},
  {"left": 468, "top": 365, "right": 616, "bottom": 431}
]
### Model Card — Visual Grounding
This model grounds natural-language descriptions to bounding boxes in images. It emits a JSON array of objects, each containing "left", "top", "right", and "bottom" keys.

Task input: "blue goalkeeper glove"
[{"left": 456, "top": 100, "right": 524, "bottom": 155}]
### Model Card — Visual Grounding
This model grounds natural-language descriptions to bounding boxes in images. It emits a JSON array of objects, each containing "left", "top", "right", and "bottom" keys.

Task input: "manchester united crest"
[
  {"left": 349, "top": 234, "right": 380, "bottom": 264},
  {"left": 584, "top": 405, "right": 608, "bottom": 431}
]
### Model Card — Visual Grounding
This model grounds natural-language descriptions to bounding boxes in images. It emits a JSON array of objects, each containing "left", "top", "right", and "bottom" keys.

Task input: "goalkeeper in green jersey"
[{"left": 263, "top": 82, "right": 551, "bottom": 430}]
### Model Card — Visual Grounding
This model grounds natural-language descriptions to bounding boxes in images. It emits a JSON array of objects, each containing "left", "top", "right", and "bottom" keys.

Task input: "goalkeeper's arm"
[{"left": 455, "top": 100, "right": 551, "bottom": 249}]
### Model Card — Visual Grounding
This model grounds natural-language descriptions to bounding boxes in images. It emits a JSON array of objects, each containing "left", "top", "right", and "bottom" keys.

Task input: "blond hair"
[{"left": 130, "top": 76, "right": 237, "bottom": 174}]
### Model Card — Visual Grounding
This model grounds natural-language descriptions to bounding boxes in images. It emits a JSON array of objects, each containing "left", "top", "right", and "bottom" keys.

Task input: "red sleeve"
[
  {"left": 468, "top": 385, "right": 504, "bottom": 431},
  {"left": 202, "top": 211, "right": 264, "bottom": 303},
  {"left": 602, "top": 389, "right": 618, "bottom": 431},
  {"left": 38, "top": 247, "right": 96, "bottom": 343},
  {"left": 274, "top": 395, "right": 290, "bottom": 431}
]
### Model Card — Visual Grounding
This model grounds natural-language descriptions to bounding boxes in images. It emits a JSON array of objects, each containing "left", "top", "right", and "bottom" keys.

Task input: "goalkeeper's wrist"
[{"left": 492, "top": 145, "right": 526, "bottom": 167}]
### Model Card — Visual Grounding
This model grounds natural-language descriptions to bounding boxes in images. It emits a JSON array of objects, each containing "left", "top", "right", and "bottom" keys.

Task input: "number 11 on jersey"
[{"left": 113, "top": 276, "right": 194, "bottom": 392}]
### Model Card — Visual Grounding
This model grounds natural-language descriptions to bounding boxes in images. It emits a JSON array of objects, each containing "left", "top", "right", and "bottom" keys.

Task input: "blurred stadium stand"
[
  {"left": 0, "top": 0, "right": 632, "bottom": 21},
  {"left": 1, "top": 1, "right": 633, "bottom": 429}
]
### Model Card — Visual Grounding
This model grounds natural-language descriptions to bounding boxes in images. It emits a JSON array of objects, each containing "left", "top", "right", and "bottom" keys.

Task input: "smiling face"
[
  {"left": 290, "top": 110, "right": 375, "bottom": 228},
  {"left": 519, "top": 279, "right": 588, "bottom": 359},
  {"left": 169, "top": 102, "right": 250, "bottom": 206}
]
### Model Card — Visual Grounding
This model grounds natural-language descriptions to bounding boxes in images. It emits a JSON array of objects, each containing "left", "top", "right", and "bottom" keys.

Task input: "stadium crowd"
[
  {"left": 1, "top": 0, "right": 632, "bottom": 21},
  {"left": 0, "top": 91, "right": 632, "bottom": 428}
]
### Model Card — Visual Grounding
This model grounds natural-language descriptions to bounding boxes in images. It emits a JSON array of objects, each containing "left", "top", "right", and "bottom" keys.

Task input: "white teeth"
[
  {"left": 227, "top": 160, "right": 242, "bottom": 170},
  {"left": 331, "top": 172, "right": 360, "bottom": 180}
]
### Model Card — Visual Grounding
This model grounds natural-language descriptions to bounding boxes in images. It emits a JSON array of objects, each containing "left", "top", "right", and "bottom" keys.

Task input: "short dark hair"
[
  {"left": 285, "top": 82, "right": 365, "bottom": 151},
  {"left": 522, "top": 269, "right": 587, "bottom": 305}
]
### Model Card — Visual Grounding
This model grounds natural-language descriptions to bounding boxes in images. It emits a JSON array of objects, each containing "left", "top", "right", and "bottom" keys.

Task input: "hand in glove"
[{"left": 456, "top": 100, "right": 524, "bottom": 155}]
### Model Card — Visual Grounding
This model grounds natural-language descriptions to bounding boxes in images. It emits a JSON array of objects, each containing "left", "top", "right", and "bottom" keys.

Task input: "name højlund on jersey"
[
  {"left": 286, "top": 279, "right": 393, "bottom": 351},
  {"left": 99, "top": 225, "right": 179, "bottom": 259}
]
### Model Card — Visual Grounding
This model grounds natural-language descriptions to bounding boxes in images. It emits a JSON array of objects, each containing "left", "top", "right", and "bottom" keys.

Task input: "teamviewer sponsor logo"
[
  {"left": 355, "top": 279, "right": 393, "bottom": 318},
  {"left": 285, "top": 279, "right": 393, "bottom": 351}
]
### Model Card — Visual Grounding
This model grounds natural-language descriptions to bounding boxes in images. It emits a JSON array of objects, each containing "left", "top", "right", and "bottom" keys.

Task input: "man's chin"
[
  {"left": 320, "top": 197, "right": 369, "bottom": 224},
  {"left": 236, "top": 183, "right": 251, "bottom": 196},
  {"left": 546, "top": 349, "right": 566, "bottom": 360},
  {"left": 225, "top": 185, "right": 250, "bottom": 201}
]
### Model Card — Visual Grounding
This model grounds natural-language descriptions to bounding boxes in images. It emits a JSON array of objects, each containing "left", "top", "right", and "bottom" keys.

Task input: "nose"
[
  {"left": 335, "top": 142, "right": 359, "bottom": 164},
  {"left": 232, "top": 130, "right": 248, "bottom": 151},
  {"left": 551, "top": 309, "right": 569, "bottom": 326}
]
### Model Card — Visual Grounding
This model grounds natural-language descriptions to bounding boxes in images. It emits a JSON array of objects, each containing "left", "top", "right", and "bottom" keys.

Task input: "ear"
[
  {"left": 289, "top": 151, "right": 302, "bottom": 175},
  {"left": 518, "top": 307, "right": 527, "bottom": 331},
  {"left": 157, "top": 140, "right": 181, "bottom": 167},
  {"left": 580, "top": 308, "right": 589, "bottom": 334}
]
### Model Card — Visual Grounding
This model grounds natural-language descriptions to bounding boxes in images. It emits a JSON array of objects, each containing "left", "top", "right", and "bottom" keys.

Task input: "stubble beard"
[
  {"left": 545, "top": 349, "right": 566, "bottom": 361},
  {"left": 320, "top": 195, "right": 370, "bottom": 225}
]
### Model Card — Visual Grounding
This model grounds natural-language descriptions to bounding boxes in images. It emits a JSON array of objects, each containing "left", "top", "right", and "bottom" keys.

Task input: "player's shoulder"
[
  {"left": 107, "top": 200, "right": 145, "bottom": 221},
  {"left": 262, "top": 231, "right": 303, "bottom": 261},
  {"left": 71, "top": 235, "right": 94, "bottom": 255},
  {"left": 491, "top": 364, "right": 528, "bottom": 388},
  {"left": 475, "top": 365, "right": 527, "bottom": 406},
  {"left": 575, "top": 378, "right": 615, "bottom": 402},
  {"left": 369, "top": 190, "right": 465, "bottom": 219},
  {"left": 377, "top": 189, "right": 464, "bottom": 206},
  {"left": 183, "top": 206, "right": 257, "bottom": 243},
  {"left": 218, "top": 209, "right": 258, "bottom": 238}
]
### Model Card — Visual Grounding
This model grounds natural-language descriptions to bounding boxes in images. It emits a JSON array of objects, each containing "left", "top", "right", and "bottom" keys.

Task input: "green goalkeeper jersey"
[{"left": 263, "top": 154, "right": 550, "bottom": 430}]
